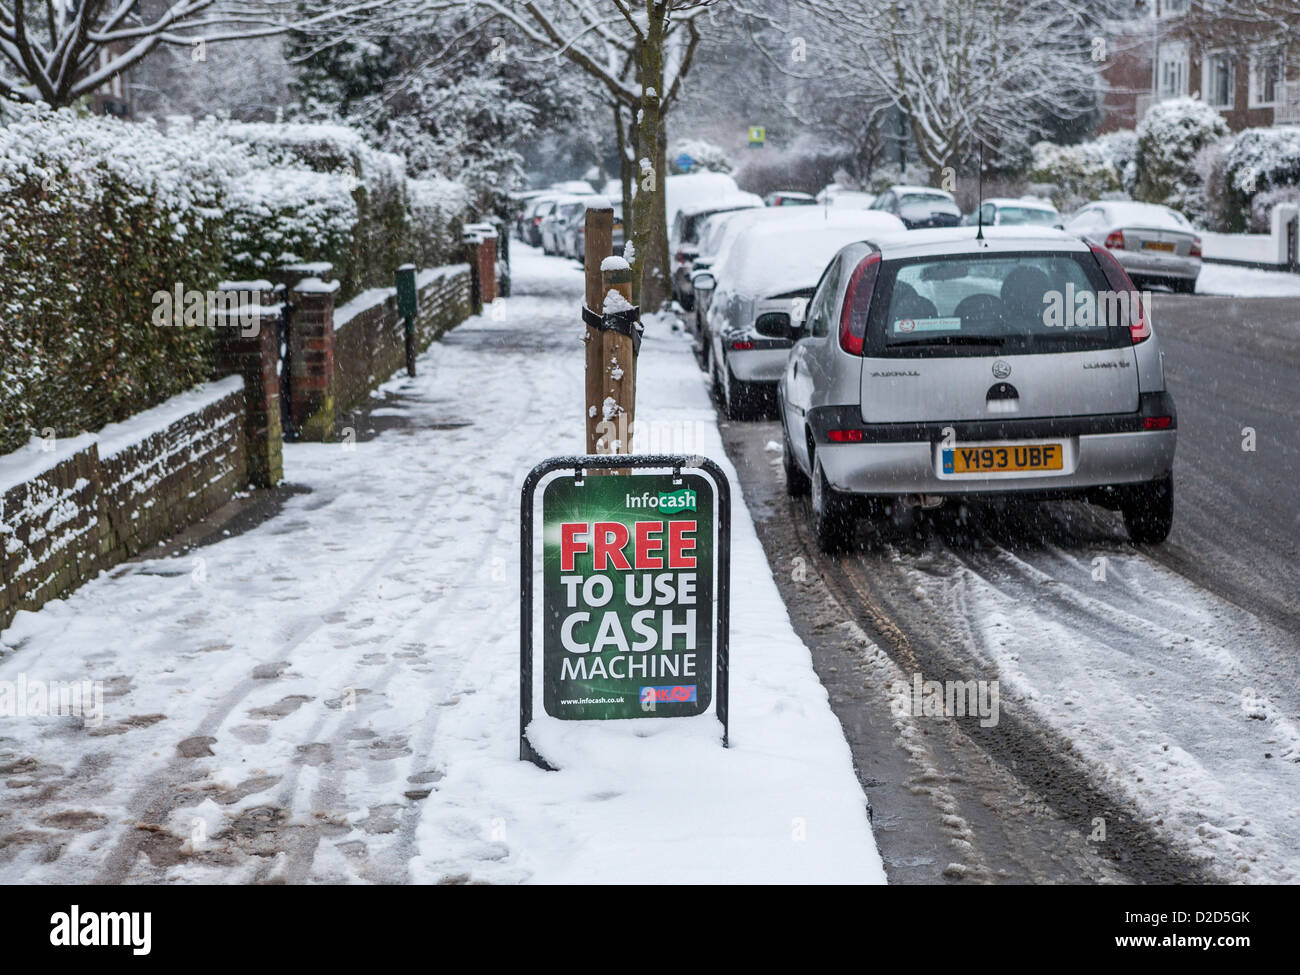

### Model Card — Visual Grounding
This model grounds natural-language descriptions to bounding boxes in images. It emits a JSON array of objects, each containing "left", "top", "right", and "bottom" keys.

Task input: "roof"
[
  {"left": 888, "top": 185, "right": 956, "bottom": 199},
  {"left": 867, "top": 225, "right": 1090, "bottom": 261},
  {"left": 983, "top": 197, "right": 1059, "bottom": 211},
  {"left": 677, "top": 194, "right": 764, "bottom": 219}
]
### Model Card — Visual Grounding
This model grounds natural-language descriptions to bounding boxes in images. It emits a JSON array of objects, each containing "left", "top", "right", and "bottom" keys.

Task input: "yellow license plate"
[
  {"left": 1143, "top": 240, "right": 1175, "bottom": 252},
  {"left": 942, "top": 443, "right": 1063, "bottom": 474},
  {"left": 613, "top": 222, "right": 623, "bottom": 232}
]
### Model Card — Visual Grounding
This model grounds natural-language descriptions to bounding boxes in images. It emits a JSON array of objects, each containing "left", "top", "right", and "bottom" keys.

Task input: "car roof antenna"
[{"left": 975, "top": 143, "right": 985, "bottom": 241}]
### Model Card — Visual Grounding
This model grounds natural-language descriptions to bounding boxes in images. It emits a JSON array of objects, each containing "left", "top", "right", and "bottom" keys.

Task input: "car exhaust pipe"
[{"left": 902, "top": 493, "right": 946, "bottom": 509}]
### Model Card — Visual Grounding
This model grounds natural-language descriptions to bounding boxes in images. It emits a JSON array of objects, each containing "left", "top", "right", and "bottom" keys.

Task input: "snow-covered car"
[
  {"left": 870, "top": 185, "right": 962, "bottom": 229},
  {"left": 522, "top": 194, "right": 561, "bottom": 247},
  {"left": 778, "top": 226, "right": 1177, "bottom": 551},
  {"left": 567, "top": 202, "right": 626, "bottom": 263},
  {"left": 964, "top": 197, "right": 1063, "bottom": 229},
  {"left": 764, "top": 190, "right": 816, "bottom": 207},
  {"left": 815, "top": 186, "right": 876, "bottom": 209},
  {"left": 1064, "top": 201, "right": 1202, "bottom": 293},
  {"left": 509, "top": 190, "right": 548, "bottom": 240},
  {"left": 670, "top": 194, "right": 764, "bottom": 310},
  {"left": 696, "top": 209, "right": 906, "bottom": 420},
  {"left": 540, "top": 198, "right": 587, "bottom": 256}
]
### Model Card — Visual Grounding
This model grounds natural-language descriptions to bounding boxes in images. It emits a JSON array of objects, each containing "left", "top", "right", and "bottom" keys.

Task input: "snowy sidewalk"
[{"left": 0, "top": 246, "right": 884, "bottom": 884}]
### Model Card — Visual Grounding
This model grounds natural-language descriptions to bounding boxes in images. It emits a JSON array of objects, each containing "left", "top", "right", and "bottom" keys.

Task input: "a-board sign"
[{"left": 520, "top": 455, "right": 730, "bottom": 766}]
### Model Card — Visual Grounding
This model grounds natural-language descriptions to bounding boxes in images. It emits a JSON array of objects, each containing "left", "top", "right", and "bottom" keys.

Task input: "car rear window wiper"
[{"left": 886, "top": 335, "right": 1005, "bottom": 347}]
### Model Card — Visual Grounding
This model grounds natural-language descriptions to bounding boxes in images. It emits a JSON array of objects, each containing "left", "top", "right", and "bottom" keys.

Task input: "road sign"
[
  {"left": 520, "top": 455, "right": 731, "bottom": 766},
  {"left": 747, "top": 125, "right": 766, "bottom": 148},
  {"left": 674, "top": 152, "right": 695, "bottom": 172}
]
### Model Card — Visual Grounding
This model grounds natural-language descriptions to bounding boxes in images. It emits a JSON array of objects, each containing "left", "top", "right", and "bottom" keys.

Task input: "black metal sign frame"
[{"left": 519, "top": 454, "right": 731, "bottom": 769}]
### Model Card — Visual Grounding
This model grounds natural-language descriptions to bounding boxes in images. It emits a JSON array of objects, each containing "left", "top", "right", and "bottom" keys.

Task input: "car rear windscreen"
[
  {"left": 865, "top": 251, "right": 1136, "bottom": 357},
  {"left": 997, "top": 207, "right": 1058, "bottom": 226}
]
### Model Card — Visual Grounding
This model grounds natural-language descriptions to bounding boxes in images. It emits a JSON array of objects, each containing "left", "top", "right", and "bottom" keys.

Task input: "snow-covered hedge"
[
  {"left": 0, "top": 107, "right": 473, "bottom": 456},
  {"left": 1222, "top": 126, "right": 1300, "bottom": 232},
  {"left": 1134, "top": 98, "right": 1230, "bottom": 220},
  {"left": 1026, "top": 131, "right": 1135, "bottom": 211},
  {"left": 203, "top": 120, "right": 414, "bottom": 300},
  {"left": 407, "top": 176, "right": 470, "bottom": 269},
  {"left": 0, "top": 103, "right": 233, "bottom": 455}
]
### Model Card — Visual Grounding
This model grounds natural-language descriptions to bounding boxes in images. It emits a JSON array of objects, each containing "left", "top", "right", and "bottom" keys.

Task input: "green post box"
[{"left": 395, "top": 264, "right": 417, "bottom": 376}]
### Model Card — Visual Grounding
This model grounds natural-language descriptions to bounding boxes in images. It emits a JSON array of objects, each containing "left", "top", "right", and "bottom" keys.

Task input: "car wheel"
[
  {"left": 783, "top": 428, "right": 810, "bottom": 497},
  {"left": 724, "top": 365, "right": 754, "bottom": 421},
  {"left": 1121, "top": 474, "right": 1173, "bottom": 544},
  {"left": 810, "top": 452, "right": 855, "bottom": 553}
]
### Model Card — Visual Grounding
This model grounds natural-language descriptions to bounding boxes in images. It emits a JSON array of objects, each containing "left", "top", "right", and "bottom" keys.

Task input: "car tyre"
[
  {"left": 810, "top": 452, "right": 856, "bottom": 553},
  {"left": 724, "top": 365, "right": 754, "bottom": 421},
  {"left": 1121, "top": 474, "right": 1173, "bottom": 544},
  {"left": 783, "top": 429, "right": 810, "bottom": 497}
]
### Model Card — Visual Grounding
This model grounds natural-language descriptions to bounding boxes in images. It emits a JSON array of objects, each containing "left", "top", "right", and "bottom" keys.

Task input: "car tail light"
[
  {"left": 1104, "top": 230, "right": 1125, "bottom": 249},
  {"left": 731, "top": 340, "right": 754, "bottom": 351},
  {"left": 1089, "top": 243, "right": 1150, "bottom": 344},
  {"left": 676, "top": 251, "right": 691, "bottom": 264},
  {"left": 1190, "top": 236, "right": 1202, "bottom": 258},
  {"left": 827, "top": 429, "right": 864, "bottom": 443},
  {"left": 839, "top": 253, "right": 881, "bottom": 355},
  {"left": 532, "top": 216, "right": 542, "bottom": 225},
  {"left": 1142, "top": 416, "right": 1173, "bottom": 430}
]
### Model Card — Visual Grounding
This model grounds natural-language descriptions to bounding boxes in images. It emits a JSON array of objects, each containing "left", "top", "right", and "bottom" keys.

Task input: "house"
[
  {"left": 1098, "top": 1, "right": 1300, "bottom": 131},
  {"left": 1152, "top": 0, "right": 1300, "bottom": 128},
  {"left": 89, "top": 43, "right": 133, "bottom": 118}
]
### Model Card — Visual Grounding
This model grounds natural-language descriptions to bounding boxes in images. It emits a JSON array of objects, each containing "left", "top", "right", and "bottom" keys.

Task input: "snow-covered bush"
[
  {"left": 1134, "top": 98, "right": 1229, "bottom": 218},
  {"left": 0, "top": 103, "right": 235, "bottom": 454},
  {"left": 203, "top": 120, "right": 411, "bottom": 299},
  {"left": 669, "top": 139, "right": 734, "bottom": 175},
  {"left": 1221, "top": 126, "right": 1300, "bottom": 233},
  {"left": 1025, "top": 131, "right": 1134, "bottom": 211},
  {"left": 408, "top": 177, "right": 471, "bottom": 268}
]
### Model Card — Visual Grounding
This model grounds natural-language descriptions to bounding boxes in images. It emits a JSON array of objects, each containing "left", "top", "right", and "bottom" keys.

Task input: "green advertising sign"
[{"left": 542, "top": 472, "right": 714, "bottom": 720}]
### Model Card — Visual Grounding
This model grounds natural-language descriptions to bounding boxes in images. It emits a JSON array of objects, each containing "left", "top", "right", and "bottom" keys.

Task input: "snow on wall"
[
  {"left": 332, "top": 266, "right": 473, "bottom": 415},
  {"left": 0, "top": 380, "right": 248, "bottom": 629}
]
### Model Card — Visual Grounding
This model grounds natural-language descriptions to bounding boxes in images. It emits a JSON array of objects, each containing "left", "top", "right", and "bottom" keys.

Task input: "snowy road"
[
  {"left": 717, "top": 288, "right": 1300, "bottom": 884},
  {"left": 0, "top": 248, "right": 882, "bottom": 884}
]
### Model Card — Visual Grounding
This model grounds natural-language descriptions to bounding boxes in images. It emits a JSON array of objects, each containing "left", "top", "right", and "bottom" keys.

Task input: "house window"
[
  {"left": 1250, "top": 48, "right": 1285, "bottom": 108},
  {"left": 1158, "top": 43, "right": 1189, "bottom": 99},
  {"left": 1204, "top": 51, "right": 1235, "bottom": 109}
]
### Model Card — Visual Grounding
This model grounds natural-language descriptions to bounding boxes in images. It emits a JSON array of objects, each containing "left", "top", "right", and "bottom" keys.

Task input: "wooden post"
[
  {"left": 583, "top": 201, "right": 613, "bottom": 455},
  {"left": 599, "top": 257, "right": 636, "bottom": 459}
]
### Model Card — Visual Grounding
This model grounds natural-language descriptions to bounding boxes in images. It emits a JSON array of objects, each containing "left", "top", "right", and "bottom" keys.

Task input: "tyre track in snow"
[{"left": 92, "top": 314, "right": 562, "bottom": 884}]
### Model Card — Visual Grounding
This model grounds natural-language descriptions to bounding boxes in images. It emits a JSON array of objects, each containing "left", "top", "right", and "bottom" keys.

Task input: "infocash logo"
[{"left": 625, "top": 489, "right": 696, "bottom": 511}]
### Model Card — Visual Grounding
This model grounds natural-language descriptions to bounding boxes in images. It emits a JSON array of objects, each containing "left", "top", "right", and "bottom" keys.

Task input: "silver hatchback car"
[{"left": 778, "top": 227, "right": 1177, "bottom": 551}]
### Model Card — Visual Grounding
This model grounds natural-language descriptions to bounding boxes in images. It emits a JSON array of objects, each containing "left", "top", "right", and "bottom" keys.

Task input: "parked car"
[
  {"left": 670, "top": 195, "right": 764, "bottom": 310},
  {"left": 778, "top": 226, "right": 1177, "bottom": 551},
  {"left": 764, "top": 190, "right": 816, "bottom": 207},
  {"left": 540, "top": 197, "right": 587, "bottom": 256},
  {"left": 522, "top": 195, "right": 561, "bottom": 247},
  {"left": 815, "top": 186, "right": 877, "bottom": 209},
  {"left": 870, "top": 185, "right": 962, "bottom": 228},
  {"left": 509, "top": 190, "right": 548, "bottom": 240},
  {"left": 695, "top": 210, "right": 905, "bottom": 420},
  {"left": 1064, "top": 201, "right": 1201, "bottom": 293},
  {"left": 567, "top": 202, "right": 626, "bottom": 263},
  {"left": 963, "top": 197, "right": 1063, "bottom": 229}
]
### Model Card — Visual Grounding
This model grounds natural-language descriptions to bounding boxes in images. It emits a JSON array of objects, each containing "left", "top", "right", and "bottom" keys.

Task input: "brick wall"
[
  {"left": 0, "top": 378, "right": 246, "bottom": 629},
  {"left": 332, "top": 265, "right": 474, "bottom": 415}
]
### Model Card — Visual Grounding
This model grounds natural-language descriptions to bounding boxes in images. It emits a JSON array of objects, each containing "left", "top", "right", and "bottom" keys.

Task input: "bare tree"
[
  {"left": 0, "top": 1, "right": 366, "bottom": 107},
  {"left": 768, "top": 0, "right": 1102, "bottom": 181}
]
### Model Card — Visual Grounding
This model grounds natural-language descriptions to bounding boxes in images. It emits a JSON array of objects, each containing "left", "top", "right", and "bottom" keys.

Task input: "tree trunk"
[{"left": 631, "top": 4, "right": 671, "bottom": 312}]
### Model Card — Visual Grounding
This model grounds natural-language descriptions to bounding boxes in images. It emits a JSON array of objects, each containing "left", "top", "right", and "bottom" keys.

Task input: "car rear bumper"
[
  {"left": 807, "top": 393, "right": 1176, "bottom": 495},
  {"left": 1115, "top": 250, "right": 1201, "bottom": 280}
]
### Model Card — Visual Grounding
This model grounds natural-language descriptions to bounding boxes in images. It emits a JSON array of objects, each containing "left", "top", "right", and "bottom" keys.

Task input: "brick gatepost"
[
  {"left": 214, "top": 280, "right": 284, "bottom": 487},
  {"left": 290, "top": 277, "right": 340, "bottom": 442}
]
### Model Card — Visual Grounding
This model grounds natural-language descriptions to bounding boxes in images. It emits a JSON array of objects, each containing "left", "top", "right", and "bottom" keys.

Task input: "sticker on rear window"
[{"left": 893, "top": 317, "right": 961, "bottom": 334}]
